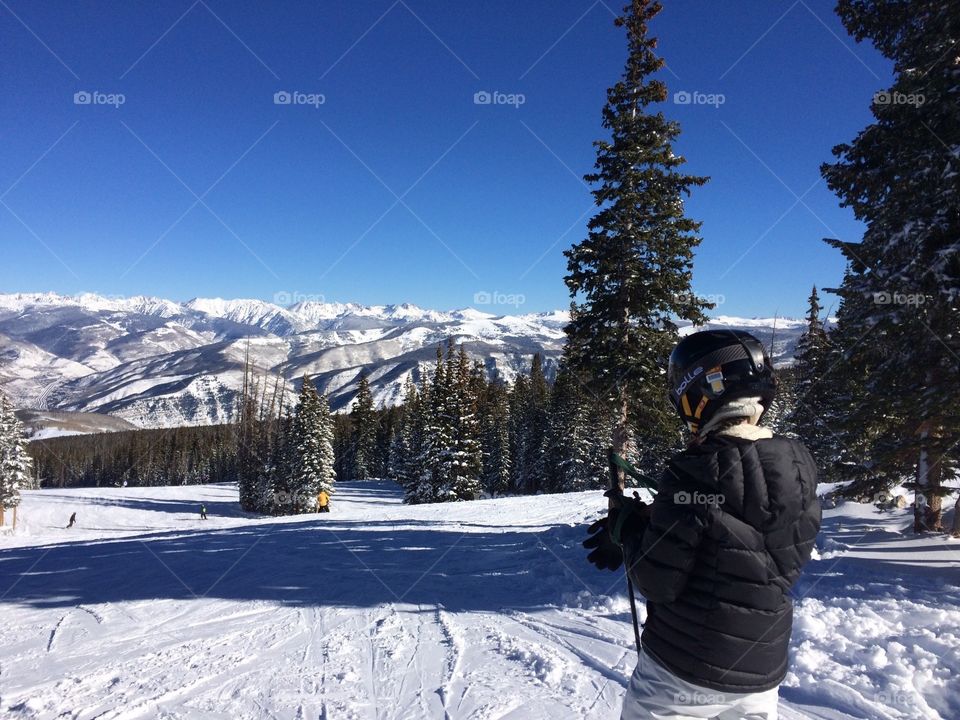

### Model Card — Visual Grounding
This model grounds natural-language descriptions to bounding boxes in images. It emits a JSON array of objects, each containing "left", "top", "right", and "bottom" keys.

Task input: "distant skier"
[
  {"left": 66, "top": 512, "right": 77, "bottom": 529},
  {"left": 199, "top": 504, "right": 207, "bottom": 520},
  {"left": 317, "top": 491, "right": 330, "bottom": 513},
  {"left": 585, "top": 330, "right": 821, "bottom": 720}
]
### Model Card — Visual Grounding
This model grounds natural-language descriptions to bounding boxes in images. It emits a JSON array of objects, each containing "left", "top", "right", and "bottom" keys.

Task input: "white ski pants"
[{"left": 621, "top": 648, "right": 779, "bottom": 720}]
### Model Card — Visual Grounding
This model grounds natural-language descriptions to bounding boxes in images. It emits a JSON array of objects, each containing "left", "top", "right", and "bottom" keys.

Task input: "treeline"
[
  {"left": 30, "top": 424, "right": 237, "bottom": 488},
  {"left": 331, "top": 341, "right": 616, "bottom": 503},
  {"left": 27, "top": 343, "right": 620, "bottom": 506}
]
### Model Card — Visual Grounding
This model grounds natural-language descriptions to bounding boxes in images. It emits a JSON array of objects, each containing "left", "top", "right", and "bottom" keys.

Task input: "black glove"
[
  {"left": 584, "top": 515, "right": 624, "bottom": 570},
  {"left": 583, "top": 491, "right": 651, "bottom": 572}
]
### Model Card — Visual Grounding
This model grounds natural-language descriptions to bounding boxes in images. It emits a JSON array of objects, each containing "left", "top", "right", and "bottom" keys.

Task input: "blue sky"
[{"left": 0, "top": 0, "right": 890, "bottom": 317}]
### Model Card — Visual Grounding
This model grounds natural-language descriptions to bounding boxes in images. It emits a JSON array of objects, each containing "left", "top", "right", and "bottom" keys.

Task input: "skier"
[
  {"left": 317, "top": 490, "right": 330, "bottom": 513},
  {"left": 66, "top": 512, "right": 76, "bottom": 529},
  {"left": 199, "top": 504, "right": 207, "bottom": 520},
  {"left": 584, "top": 330, "right": 821, "bottom": 719}
]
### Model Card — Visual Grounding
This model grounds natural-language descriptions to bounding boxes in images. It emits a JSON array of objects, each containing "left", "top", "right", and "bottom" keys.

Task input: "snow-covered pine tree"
[
  {"left": 431, "top": 341, "right": 462, "bottom": 501},
  {"left": 405, "top": 366, "right": 437, "bottom": 504},
  {"left": 785, "top": 286, "right": 836, "bottom": 467},
  {"left": 0, "top": 392, "right": 31, "bottom": 526},
  {"left": 508, "top": 373, "right": 530, "bottom": 493},
  {"left": 763, "top": 365, "right": 797, "bottom": 438},
  {"left": 522, "top": 354, "right": 550, "bottom": 494},
  {"left": 479, "top": 381, "right": 511, "bottom": 497},
  {"left": 315, "top": 391, "right": 337, "bottom": 500},
  {"left": 563, "top": 0, "right": 710, "bottom": 478},
  {"left": 289, "top": 376, "right": 335, "bottom": 512},
  {"left": 822, "top": 0, "right": 960, "bottom": 531},
  {"left": 266, "top": 409, "right": 294, "bottom": 514},
  {"left": 391, "top": 375, "right": 419, "bottom": 489},
  {"left": 446, "top": 345, "right": 482, "bottom": 500},
  {"left": 349, "top": 372, "right": 377, "bottom": 481},
  {"left": 544, "top": 362, "right": 594, "bottom": 493},
  {"left": 409, "top": 346, "right": 448, "bottom": 503},
  {"left": 505, "top": 355, "right": 550, "bottom": 494}
]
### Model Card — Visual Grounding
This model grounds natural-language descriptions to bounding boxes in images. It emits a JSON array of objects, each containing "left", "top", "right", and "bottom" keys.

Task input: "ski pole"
[{"left": 608, "top": 448, "right": 643, "bottom": 658}]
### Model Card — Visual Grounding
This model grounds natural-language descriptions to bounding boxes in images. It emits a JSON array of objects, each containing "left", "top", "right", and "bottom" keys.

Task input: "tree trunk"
[
  {"left": 927, "top": 458, "right": 944, "bottom": 532},
  {"left": 914, "top": 442, "right": 928, "bottom": 533},
  {"left": 611, "top": 395, "right": 630, "bottom": 495},
  {"left": 950, "top": 496, "right": 960, "bottom": 538},
  {"left": 914, "top": 424, "right": 944, "bottom": 533}
]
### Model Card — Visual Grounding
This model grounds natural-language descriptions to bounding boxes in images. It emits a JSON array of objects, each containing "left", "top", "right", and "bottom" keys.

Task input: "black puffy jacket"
[{"left": 623, "top": 433, "right": 821, "bottom": 693}]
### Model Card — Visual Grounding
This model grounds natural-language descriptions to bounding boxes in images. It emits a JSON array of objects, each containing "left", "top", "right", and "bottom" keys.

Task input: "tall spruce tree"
[
  {"left": 349, "top": 372, "right": 377, "bottom": 481},
  {"left": 447, "top": 345, "right": 483, "bottom": 500},
  {"left": 544, "top": 363, "right": 593, "bottom": 493},
  {"left": 0, "top": 393, "right": 31, "bottom": 526},
  {"left": 290, "top": 376, "right": 336, "bottom": 512},
  {"left": 479, "top": 382, "right": 511, "bottom": 497},
  {"left": 787, "top": 286, "right": 836, "bottom": 469},
  {"left": 522, "top": 354, "right": 550, "bottom": 494},
  {"left": 822, "top": 0, "right": 960, "bottom": 531},
  {"left": 563, "top": 0, "right": 710, "bottom": 477}
]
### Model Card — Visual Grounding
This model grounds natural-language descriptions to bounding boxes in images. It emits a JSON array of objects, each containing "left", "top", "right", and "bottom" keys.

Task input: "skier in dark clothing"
[
  {"left": 199, "top": 504, "right": 207, "bottom": 520},
  {"left": 585, "top": 330, "right": 821, "bottom": 719},
  {"left": 66, "top": 512, "right": 76, "bottom": 528}
]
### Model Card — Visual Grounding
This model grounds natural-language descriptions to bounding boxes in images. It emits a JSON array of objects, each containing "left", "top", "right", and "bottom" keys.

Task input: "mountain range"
[{"left": 0, "top": 292, "right": 810, "bottom": 430}]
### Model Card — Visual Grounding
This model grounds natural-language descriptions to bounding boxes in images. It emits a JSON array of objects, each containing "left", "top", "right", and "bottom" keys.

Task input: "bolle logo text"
[{"left": 673, "top": 366, "right": 703, "bottom": 398}]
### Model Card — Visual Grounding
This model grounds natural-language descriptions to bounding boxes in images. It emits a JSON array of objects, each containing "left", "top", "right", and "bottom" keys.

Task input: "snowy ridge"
[
  {"left": 0, "top": 482, "right": 956, "bottom": 719},
  {"left": 0, "top": 292, "right": 809, "bottom": 429}
]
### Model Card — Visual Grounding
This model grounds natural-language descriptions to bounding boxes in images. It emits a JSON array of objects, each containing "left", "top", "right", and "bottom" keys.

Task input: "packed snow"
[{"left": 1, "top": 482, "right": 957, "bottom": 719}]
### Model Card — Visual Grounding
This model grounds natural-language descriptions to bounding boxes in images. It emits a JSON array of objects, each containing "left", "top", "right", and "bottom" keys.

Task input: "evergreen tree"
[
  {"left": 289, "top": 376, "right": 336, "bottom": 512},
  {"left": 409, "top": 346, "right": 449, "bottom": 503},
  {"left": 406, "top": 364, "right": 438, "bottom": 503},
  {"left": 786, "top": 286, "right": 836, "bottom": 467},
  {"left": 446, "top": 345, "right": 482, "bottom": 500},
  {"left": 391, "top": 375, "right": 419, "bottom": 489},
  {"left": 349, "top": 372, "right": 377, "bottom": 480},
  {"left": 822, "top": 0, "right": 960, "bottom": 531},
  {"left": 508, "top": 373, "right": 531, "bottom": 493},
  {"left": 0, "top": 393, "right": 31, "bottom": 525},
  {"left": 522, "top": 354, "right": 550, "bottom": 494},
  {"left": 563, "top": 0, "right": 710, "bottom": 478},
  {"left": 315, "top": 391, "right": 337, "bottom": 498},
  {"left": 479, "top": 382, "right": 511, "bottom": 497}
]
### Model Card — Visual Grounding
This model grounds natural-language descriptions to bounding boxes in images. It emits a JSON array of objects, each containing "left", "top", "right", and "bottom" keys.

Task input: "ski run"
[{"left": 1, "top": 481, "right": 958, "bottom": 720}]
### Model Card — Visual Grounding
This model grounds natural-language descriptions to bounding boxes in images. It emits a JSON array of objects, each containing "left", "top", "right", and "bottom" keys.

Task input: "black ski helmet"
[{"left": 667, "top": 329, "right": 776, "bottom": 434}]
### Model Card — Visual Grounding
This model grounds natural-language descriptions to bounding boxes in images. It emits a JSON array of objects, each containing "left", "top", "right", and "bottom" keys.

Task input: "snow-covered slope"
[
  {"left": 15, "top": 409, "right": 138, "bottom": 439},
  {"left": 0, "top": 292, "right": 812, "bottom": 428},
  {"left": 0, "top": 482, "right": 956, "bottom": 719}
]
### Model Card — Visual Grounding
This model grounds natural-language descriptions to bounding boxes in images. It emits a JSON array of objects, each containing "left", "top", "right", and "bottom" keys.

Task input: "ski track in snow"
[{"left": 1, "top": 482, "right": 958, "bottom": 719}]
